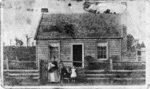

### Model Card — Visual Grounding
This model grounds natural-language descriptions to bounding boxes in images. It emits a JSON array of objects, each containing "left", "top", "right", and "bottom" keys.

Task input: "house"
[{"left": 34, "top": 11, "right": 127, "bottom": 69}]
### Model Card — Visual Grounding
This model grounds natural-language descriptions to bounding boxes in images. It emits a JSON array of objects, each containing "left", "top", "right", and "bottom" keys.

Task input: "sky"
[{"left": 1, "top": 0, "right": 150, "bottom": 46}]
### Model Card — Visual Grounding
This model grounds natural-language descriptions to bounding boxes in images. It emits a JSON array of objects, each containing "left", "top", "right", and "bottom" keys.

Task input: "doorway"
[{"left": 72, "top": 44, "right": 84, "bottom": 67}]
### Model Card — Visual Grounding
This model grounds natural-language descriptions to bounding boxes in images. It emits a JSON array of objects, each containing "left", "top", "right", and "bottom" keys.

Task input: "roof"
[{"left": 35, "top": 13, "right": 125, "bottom": 40}]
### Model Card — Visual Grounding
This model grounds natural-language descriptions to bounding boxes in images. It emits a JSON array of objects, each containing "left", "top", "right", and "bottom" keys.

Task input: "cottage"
[{"left": 34, "top": 11, "right": 127, "bottom": 69}]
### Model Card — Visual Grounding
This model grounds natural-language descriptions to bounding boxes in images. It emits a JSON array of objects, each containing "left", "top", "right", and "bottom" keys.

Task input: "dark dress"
[{"left": 61, "top": 67, "right": 71, "bottom": 82}]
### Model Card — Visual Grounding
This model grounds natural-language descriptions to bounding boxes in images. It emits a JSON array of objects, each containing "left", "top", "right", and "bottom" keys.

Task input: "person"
[
  {"left": 48, "top": 61, "right": 55, "bottom": 83},
  {"left": 60, "top": 63, "right": 71, "bottom": 83},
  {"left": 48, "top": 57, "right": 60, "bottom": 84},
  {"left": 70, "top": 66, "right": 77, "bottom": 83},
  {"left": 52, "top": 57, "right": 60, "bottom": 83}
]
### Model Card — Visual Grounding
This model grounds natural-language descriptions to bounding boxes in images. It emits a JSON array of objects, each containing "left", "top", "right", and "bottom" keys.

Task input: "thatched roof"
[{"left": 35, "top": 13, "right": 124, "bottom": 40}]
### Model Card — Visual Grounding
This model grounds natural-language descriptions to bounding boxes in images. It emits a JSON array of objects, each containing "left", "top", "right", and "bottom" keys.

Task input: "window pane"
[{"left": 137, "top": 51, "right": 141, "bottom": 55}]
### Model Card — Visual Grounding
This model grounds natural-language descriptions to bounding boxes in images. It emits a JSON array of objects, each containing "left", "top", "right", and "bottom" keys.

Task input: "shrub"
[
  {"left": 84, "top": 56, "right": 96, "bottom": 69},
  {"left": 110, "top": 55, "right": 120, "bottom": 62}
]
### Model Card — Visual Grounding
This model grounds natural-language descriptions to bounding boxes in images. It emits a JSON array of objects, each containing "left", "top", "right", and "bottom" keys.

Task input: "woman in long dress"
[
  {"left": 48, "top": 61, "right": 55, "bottom": 83},
  {"left": 52, "top": 57, "right": 60, "bottom": 83},
  {"left": 48, "top": 57, "right": 60, "bottom": 83}
]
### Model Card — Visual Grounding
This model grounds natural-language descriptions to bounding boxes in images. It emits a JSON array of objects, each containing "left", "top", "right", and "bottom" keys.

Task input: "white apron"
[{"left": 71, "top": 68, "right": 77, "bottom": 78}]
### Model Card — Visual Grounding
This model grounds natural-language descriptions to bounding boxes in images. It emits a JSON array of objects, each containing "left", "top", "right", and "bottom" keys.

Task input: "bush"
[
  {"left": 113, "top": 62, "right": 145, "bottom": 70},
  {"left": 84, "top": 56, "right": 96, "bottom": 69},
  {"left": 110, "top": 55, "right": 120, "bottom": 62},
  {"left": 84, "top": 56, "right": 110, "bottom": 70}
]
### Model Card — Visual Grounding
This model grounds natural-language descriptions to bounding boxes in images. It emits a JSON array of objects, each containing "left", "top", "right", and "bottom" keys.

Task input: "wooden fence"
[
  {"left": 4, "top": 60, "right": 37, "bottom": 70},
  {"left": 60, "top": 60, "right": 145, "bottom": 70},
  {"left": 3, "top": 59, "right": 145, "bottom": 85}
]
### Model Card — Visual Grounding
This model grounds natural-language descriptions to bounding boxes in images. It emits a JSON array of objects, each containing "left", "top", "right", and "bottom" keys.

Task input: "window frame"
[
  {"left": 71, "top": 43, "right": 84, "bottom": 68},
  {"left": 97, "top": 42, "right": 108, "bottom": 60}
]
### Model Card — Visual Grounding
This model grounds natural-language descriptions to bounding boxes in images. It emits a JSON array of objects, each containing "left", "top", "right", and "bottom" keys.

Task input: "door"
[{"left": 72, "top": 44, "right": 83, "bottom": 67}]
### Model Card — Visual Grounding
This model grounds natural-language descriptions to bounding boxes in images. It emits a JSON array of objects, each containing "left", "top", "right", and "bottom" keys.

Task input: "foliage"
[
  {"left": 127, "top": 34, "right": 135, "bottom": 52},
  {"left": 4, "top": 46, "right": 36, "bottom": 61},
  {"left": 9, "top": 62, "right": 37, "bottom": 69},
  {"left": 113, "top": 62, "right": 145, "bottom": 70},
  {"left": 140, "top": 42, "right": 145, "bottom": 48},
  {"left": 84, "top": 56, "right": 109, "bottom": 70},
  {"left": 25, "top": 34, "right": 32, "bottom": 47},
  {"left": 84, "top": 56, "right": 96, "bottom": 69},
  {"left": 85, "top": 56, "right": 96, "bottom": 63},
  {"left": 4, "top": 72, "right": 22, "bottom": 86},
  {"left": 3, "top": 46, "right": 37, "bottom": 69},
  {"left": 110, "top": 55, "right": 120, "bottom": 62},
  {"left": 15, "top": 38, "right": 23, "bottom": 46}
]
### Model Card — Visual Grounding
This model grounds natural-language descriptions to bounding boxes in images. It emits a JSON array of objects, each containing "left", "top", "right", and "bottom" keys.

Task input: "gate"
[{"left": 40, "top": 60, "right": 48, "bottom": 84}]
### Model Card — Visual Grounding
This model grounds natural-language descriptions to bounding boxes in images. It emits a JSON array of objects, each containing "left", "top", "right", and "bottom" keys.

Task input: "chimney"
[{"left": 41, "top": 8, "right": 49, "bottom": 13}]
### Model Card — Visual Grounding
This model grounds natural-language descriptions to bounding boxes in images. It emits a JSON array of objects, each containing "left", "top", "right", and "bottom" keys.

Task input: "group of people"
[{"left": 47, "top": 57, "right": 77, "bottom": 84}]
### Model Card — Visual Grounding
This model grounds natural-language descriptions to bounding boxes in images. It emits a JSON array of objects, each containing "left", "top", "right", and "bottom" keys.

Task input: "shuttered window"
[{"left": 97, "top": 42, "right": 108, "bottom": 60}]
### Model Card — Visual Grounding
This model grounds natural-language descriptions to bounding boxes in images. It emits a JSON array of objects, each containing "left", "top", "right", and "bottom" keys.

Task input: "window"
[
  {"left": 97, "top": 42, "right": 108, "bottom": 60},
  {"left": 137, "top": 51, "right": 141, "bottom": 56},
  {"left": 49, "top": 43, "right": 59, "bottom": 60}
]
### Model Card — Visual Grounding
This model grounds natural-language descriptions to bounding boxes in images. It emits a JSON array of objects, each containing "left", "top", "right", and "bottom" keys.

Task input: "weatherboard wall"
[{"left": 36, "top": 38, "right": 122, "bottom": 67}]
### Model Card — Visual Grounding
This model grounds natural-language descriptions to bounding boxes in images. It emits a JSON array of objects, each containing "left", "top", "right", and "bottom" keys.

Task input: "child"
[{"left": 70, "top": 66, "right": 77, "bottom": 83}]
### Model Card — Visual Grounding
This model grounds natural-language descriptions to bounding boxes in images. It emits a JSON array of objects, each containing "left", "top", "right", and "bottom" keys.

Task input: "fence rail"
[
  {"left": 4, "top": 60, "right": 37, "bottom": 70},
  {"left": 60, "top": 60, "right": 145, "bottom": 70},
  {"left": 4, "top": 59, "right": 145, "bottom": 70}
]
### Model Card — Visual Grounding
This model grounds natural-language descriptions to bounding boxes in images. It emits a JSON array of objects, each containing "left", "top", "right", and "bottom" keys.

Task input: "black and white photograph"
[{"left": 1, "top": 0, "right": 150, "bottom": 88}]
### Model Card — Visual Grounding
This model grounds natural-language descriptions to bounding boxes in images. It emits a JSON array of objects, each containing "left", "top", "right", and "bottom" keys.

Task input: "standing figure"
[
  {"left": 52, "top": 57, "right": 60, "bottom": 83},
  {"left": 70, "top": 66, "right": 77, "bottom": 83},
  {"left": 48, "top": 61, "right": 55, "bottom": 83}
]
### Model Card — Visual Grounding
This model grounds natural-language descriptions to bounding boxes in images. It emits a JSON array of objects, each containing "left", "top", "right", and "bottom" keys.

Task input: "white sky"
[{"left": 1, "top": 0, "right": 149, "bottom": 46}]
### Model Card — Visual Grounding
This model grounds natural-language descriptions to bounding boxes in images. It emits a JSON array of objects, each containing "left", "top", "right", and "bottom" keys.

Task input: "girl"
[{"left": 70, "top": 66, "right": 77, "bottom": 83}]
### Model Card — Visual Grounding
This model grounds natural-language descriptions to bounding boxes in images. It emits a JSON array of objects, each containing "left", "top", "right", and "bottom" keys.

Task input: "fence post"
[
  {"left": 6, "top": 57, "right": 9, "bottom": 71},
  {"left": 110, "top": 58, "right": 113, "bottom": 70}
]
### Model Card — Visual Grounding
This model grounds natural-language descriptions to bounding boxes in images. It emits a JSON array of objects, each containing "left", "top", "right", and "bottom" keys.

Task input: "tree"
[
  {"left": 25, "top": 34, "right": 32, "bottom": 47},
  {"left": 15, "top": 38, "right": 23, "bottom": 46},
  {"left": 140, "top": 42, "right": 145, "bottom": 48},
  {"left": 127, "top": 34, "right": 135, "bottom": 52}
]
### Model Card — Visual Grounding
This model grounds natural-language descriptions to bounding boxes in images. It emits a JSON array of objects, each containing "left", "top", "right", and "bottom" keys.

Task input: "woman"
[
  {"left": 48, "top": 61, "right": 55, "bottom": 83},
  {"left": 52, "top": 57, "right": 60, "bottom": 83}
]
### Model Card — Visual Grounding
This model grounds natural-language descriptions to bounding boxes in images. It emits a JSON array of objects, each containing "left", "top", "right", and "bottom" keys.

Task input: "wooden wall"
[
  {"left": 60, "top": 39, "right": 97, "bottom": 66},
  {"left": 108, "top": 39, "right": 122, "bottom": 60},
  {"left": 36, "top": 39, "right": 122, "bottom": 67}
]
